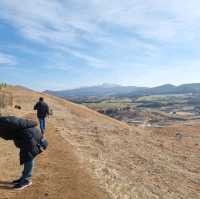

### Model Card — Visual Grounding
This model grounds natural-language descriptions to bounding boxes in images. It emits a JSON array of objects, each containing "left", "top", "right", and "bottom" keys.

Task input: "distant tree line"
[
  {"left": 0, "top": 83, "right": 13, "bottom": 109},
  {"left": 0, "top": 83, "right": 7, "bottom": 89}
]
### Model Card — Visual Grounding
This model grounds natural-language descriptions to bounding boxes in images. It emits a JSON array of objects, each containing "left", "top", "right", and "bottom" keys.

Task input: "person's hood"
[{"left": 0, "top": 116, "right": 37, "bottom": 140}]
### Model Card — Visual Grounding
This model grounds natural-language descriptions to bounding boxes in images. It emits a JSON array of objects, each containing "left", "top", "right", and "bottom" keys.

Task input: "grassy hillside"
[{"left": 0, "top": 86, "right": 199, "bottom": 199}]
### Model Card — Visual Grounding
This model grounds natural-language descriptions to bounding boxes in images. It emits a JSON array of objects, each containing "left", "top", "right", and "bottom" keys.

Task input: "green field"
[
  {"left": 83, "top": 99, "right": 132, "bottom": 109},
  {"left": 136, "top": 94, "right": 189, "bottom": 104},
  {"left": 82, "top": 94, "right": 199, "bottom": 114}
]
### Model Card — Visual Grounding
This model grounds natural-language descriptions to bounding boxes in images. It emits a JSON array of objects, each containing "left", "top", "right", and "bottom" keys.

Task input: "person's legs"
[
  {"left": 14, "top": 159, "right": 34, "bottom": 189},
  {"left": 21, "top": 159, "right": 34, "bottom": 182},
  {"left": 43, "top": 118, "right": 46, "bottom": 130},
  {"left": 39, "top": 118, "right": 45, "bottom": 134}
]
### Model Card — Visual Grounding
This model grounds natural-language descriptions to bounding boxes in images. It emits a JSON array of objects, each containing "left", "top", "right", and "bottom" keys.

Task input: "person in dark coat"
[
  {"left": 0, "top": 116, "right": 47, "bottom": 190},
  {"left": 34, "top": 97, "right": 49, "bottom": 135}
]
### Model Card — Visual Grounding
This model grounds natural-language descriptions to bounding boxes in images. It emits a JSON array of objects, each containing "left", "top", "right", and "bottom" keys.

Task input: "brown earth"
[
  {"left": 0, "top": 115, "right": 109, "bottom": 199},
  {"left": 0, "top": 86, "right": 200, "bottom": 199}
]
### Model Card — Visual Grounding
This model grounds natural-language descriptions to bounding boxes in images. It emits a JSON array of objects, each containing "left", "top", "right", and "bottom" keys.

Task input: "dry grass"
[
  {"left": 0, "top": 91, "right": 13, "bottom": 108},
  {"left": 0, "top": 86, "right": 200, "bottom": 199}
]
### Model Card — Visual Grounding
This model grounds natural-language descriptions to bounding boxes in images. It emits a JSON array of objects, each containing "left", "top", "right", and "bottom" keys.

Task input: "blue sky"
[{"left": 0, "top": 0, "right": 200, "bottom": 91}]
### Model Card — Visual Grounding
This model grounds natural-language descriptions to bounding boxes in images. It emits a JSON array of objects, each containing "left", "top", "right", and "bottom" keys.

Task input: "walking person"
[
  {"left": 0, "top": 116, "right": 47, "bottom": 190},
  {"left": 34, "top": 97, "right": 49, "bottom": 135}
]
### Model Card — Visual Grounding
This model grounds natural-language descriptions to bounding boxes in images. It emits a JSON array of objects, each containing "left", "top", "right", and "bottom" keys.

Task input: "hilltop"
[
  {"left": 0, "top": 86, "right": 200, "bottom": 199},
  {"left": 44, "top": 83, "right": 200, "bottom": 101},
  {"left": 44, "top": 83, "right": 146, "bottom": 102}
]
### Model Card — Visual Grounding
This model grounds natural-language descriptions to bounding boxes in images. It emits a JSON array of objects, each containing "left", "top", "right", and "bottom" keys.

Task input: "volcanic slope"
[{"left": 0, "top": 86, "right": 200, "bottom": 199}]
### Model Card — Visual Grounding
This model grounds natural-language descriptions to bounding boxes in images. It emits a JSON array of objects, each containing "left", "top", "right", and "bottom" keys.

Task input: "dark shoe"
[
  {"left": 12, "top": 178, "right": 22, "bottom": 184},
  {"left": 14, "top": 180, "right": 32, "bottom": 190}
]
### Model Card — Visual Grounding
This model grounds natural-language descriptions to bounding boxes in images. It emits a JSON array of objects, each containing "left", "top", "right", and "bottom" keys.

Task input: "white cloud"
[
  {"left": 92, "top": 0, "right": 200, "bottom": 42},
  {"left": 1, "top": 0, "right": 200, "bottom": 42},
  {"left": 0, "top": 52, "right": 16, "bottom": 66},
  {"left": 0, "top": 0, "right": 200, "bottom": 70}
]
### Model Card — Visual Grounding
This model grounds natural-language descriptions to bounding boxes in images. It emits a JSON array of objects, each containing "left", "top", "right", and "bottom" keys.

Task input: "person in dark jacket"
[
  {"left": 0, "top": 116, "right": 47, "bottom": 190},
  {"left": 34, "top": 97, "right": 49, "bottom": 135}
]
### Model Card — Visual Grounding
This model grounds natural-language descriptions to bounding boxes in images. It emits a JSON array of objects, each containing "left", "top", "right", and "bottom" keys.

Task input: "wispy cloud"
[
  {"left": 1, "top": 0, "right": 200, "bottom": 45},
  {"left": 0, "top": 52, "right": 16, "bottom": 66},
  {"left": 0, "top": 0, "right": 173, "bottom": 69},
  {"left": 0, "top": 0, "right": 200, "bottom": 89}
]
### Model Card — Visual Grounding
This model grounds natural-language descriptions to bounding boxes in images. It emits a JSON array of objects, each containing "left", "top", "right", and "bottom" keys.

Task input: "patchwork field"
[{"left": 82, "top": 94, "right": 200, "bottom": 127}]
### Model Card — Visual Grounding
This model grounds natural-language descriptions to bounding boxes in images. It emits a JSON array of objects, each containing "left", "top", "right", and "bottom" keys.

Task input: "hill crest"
[{"left": 44, "top": 83, "right": 200, "bottom": 101}]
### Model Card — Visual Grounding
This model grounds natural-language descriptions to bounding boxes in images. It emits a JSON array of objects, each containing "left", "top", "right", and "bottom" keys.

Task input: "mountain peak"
[
  {"left": 154, "top": 84, "right": 176, "bottom": 88},
  {"left": 100, "top": 83, "right": 121, "bottom": 88}
]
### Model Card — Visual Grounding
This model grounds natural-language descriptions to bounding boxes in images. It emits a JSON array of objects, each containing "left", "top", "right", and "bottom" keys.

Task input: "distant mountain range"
[
  {"left": 124, "top": 83, "right": 200, "bottom": 97},
  {"left": 44, "top": 83, "right": 200, "bottom": 101}
]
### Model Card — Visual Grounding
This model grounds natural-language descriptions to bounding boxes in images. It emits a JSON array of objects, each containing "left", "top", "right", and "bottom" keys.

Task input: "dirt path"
[{"left": 0, "top": 121, "right": 109, "bottom": 199}]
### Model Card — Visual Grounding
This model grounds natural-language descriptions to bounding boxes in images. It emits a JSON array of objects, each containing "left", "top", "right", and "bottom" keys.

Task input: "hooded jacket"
[
  {"left": 0, "top": 116, "right": 37, "bottom": 140},
  {"left": 0, "top": 116, "right": 43, "bottom": 164}
]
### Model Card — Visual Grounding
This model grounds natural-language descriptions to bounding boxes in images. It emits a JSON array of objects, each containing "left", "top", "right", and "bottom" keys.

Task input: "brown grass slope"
[{"left": 0, "top": 86, "right": 200, "bottom": 199}]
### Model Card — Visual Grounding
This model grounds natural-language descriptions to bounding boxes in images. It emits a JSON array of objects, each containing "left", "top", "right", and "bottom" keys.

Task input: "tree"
[{"left": 0, "top": 82, "right": 7, "bottom": 89}]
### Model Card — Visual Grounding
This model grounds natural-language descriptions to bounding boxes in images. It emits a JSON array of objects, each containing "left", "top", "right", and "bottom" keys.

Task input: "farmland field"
[{"left": 81, "top": 94, "right": 200, "bottom": 127}]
